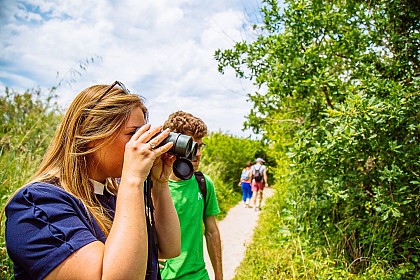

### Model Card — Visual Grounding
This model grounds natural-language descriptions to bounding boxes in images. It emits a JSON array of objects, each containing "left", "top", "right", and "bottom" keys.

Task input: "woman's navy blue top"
[{"left": 5, "top": 182, "right": 116, "bottom": 279}]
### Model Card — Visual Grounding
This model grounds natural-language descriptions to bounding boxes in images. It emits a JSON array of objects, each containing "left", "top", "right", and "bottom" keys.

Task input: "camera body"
[
  {"left": 156, "top": 132, "right": 197, "bottom": 161},
  {"left": 152, "top": 131, "right": 198, "bottom": 180}
]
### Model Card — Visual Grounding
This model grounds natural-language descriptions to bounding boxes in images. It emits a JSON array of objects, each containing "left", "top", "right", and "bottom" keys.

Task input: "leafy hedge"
[
  {"left": 289, "top": 90, "right": 420, "bottom": 276},
  {"left": 217, "top": 0, "right": 420, "bottom": 277},
  {"left": 233, "top": 89, "right": 419, "bottom": 279},
  {"left": 200, "top": 131, "right": 272, "bottom": 218}
]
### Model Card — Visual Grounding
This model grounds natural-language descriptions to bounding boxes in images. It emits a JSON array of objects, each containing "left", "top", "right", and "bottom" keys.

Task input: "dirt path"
[{"left": 204, "top": 187, "right": 275, "bottom": 280}]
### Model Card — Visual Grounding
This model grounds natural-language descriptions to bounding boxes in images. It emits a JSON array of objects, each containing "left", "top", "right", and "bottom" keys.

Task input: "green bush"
[
  {"left": 0, "top": 88, "right": 61, "bottom": 193},
  {"left": 0, "top": 87, "right": 61, "bottom": 279},
  {"left": 289, "top": 90, "right": 420, "bottom": 275},
  {"left": 216, "top": 0, "right": 420, "bottom": 277},
  {"left": 200, "top": 132, "right": 271, "bottom": 218}
]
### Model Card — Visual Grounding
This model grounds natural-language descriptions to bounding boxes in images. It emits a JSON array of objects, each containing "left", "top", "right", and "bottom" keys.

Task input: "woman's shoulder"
[
  {"left": 18, "top": 181, "right": 67, "bottom": 195},
  {"left": 8, "top": 181, "right": 81, "bottom": 208}
]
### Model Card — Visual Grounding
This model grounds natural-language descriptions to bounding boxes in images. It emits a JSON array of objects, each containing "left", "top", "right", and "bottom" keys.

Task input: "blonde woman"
[{"left": 5, "top": 81, "right": 180, "bottom": 280}]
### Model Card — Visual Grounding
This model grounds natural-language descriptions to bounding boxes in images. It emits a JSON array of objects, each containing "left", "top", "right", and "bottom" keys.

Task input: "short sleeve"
[
  {"left": 5, "top": 183, "right": 105, "bottom": 280},
  {"left": 203, "top": 174, "right": 220, "bottom": 217},
  {"left": 262, "top": 165, "right": 268, "bottom": 174}
]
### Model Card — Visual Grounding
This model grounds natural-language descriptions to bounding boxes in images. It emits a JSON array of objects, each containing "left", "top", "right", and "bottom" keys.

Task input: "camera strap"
[{"left": 144, "top": 176, "right": 161, "bottom": 280}]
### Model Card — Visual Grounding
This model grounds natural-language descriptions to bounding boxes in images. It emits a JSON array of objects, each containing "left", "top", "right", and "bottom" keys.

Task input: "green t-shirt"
[{"left": 160, "top": 173, "right": 220, "bottom": 280}]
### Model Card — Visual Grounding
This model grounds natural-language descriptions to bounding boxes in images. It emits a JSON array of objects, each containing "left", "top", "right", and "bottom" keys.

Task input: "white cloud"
[{"left": 0, "top": 0, "right": 261, "bottom": 137}]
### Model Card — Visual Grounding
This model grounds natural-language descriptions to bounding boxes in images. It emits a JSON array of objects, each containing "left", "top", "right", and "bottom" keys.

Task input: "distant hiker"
[
  {"left": 251, "top": 158, "right": 268, "bottom": 211},
  {"left": 239, "top": 161, "right": 253, "bottom": 208},
  {"left": 161, "top": 111, "right": 223, "bottom": 280}
]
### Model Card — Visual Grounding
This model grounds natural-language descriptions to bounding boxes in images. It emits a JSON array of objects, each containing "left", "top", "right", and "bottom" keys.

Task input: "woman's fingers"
[
  {"left": 132, "top": 126, "right": 173, "bottom": 157},
  {"left": 133, "top": 123, "right": 150, "bottom": 139},
  {"left": 147, "top": 128, "right": 173, "bottom": 155}
]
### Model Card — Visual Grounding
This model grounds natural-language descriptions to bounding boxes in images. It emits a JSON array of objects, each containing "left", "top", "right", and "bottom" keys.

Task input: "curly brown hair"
[{"left": 163, "top": 110, "right": 207, "bottom": 139}]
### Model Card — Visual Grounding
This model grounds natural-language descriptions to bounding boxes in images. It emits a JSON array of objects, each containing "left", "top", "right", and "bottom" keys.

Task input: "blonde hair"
[
  {"left": 22, "top": 83, "right": 147, "bottom": 236},
  {"left": 163, "top": 110, "right": 207, "bottom": 139}
]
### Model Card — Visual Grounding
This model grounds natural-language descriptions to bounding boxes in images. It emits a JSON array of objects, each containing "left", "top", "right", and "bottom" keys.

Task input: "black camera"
[
  {"left": 155, "top": 132, "right": 197, "bottom": 161},
  {"left": 151, "top": 132, "right": 198, "bottom": 180}
]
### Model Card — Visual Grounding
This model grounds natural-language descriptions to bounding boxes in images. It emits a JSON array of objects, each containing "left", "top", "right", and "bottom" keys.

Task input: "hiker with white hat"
[{"left": 251, "top": 158, "right": 268, "bottom": 211}]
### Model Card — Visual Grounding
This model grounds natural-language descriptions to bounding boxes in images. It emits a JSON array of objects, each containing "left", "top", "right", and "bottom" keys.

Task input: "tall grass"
[
  {"left": 233, "top": 157, "right": 418, "bottom": 280},
  {"left": 232, "top": 183, "right": 361, "bottom": 279},
  {"left": 0, "top": 87, "right": 61, "bottom": 278}
]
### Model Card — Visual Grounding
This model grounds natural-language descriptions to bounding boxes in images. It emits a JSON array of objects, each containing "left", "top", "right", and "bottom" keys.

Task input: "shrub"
[
  {"left": 200, "top": 132, "right": 271, "bottom": 218},
  {"left": 288, "top": 89, "right": 420, "bottom": 275},
  {"left": 0, "top": 87, "right": 61, "bottom": 279}
]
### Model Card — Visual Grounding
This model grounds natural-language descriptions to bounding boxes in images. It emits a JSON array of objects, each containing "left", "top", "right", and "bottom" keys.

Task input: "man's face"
[{"left": 191, "top": 137, "right": 204, "bottom": 171}]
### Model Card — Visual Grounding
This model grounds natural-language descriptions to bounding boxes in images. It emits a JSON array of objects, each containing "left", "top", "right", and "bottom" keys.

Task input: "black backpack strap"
[{"left": 194, "top": 171, "right": 207, "bottom": 219}]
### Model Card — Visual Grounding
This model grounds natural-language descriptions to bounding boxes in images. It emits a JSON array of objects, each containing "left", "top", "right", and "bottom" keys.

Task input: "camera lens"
[
  {"left": 145, "top": 131, "right": 198, "bottom": 180},
  {"left": 187, "top": 141, "right": 198, "bottom": 161},
  {"left": 155, "top": 132, "right": 198, "bottom": 160},
  {"left": 172, "top": 158, "right": 194, "bottom": 180}
]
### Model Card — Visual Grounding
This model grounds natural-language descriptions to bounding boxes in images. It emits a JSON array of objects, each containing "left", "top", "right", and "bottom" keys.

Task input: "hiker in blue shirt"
[
  {"left": 239, "top": 161, "right": 253, "bottom": 208},
  {"left": 5, "top": 81, "right": 180, "bottom": 279}
]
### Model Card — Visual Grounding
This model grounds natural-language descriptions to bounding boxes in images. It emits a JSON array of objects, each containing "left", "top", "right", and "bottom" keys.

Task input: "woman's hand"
[
  {"left": 121, "top": 124, "right": 173, "bottom": 185},
  {"left": 151, "top": 152, "right": 176, "bottom": 184},
  {"left": 146, "top": 127, "right": 176, "bottom": 184}
]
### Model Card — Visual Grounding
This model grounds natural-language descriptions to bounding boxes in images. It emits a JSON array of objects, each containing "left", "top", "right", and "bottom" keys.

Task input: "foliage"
[
  {"left": 289, "top": 90, "right": 420, "bottom": 275},
  {"left": 235, "top": 183, "right": 416, "bottom": 280},
  {"left": 201, "top": 132, "right": 274, "bottom": 187},
  {"left": 200, "top": 132, "right": 272, "bottom": 218},
  {"left": 216, "top": 0, "right": 420, "bottom": 277},
  {"left": 216, "top": 0, "right": 420, "bottom": 133},
  {"left": 0, "top": 87, "right": 61, "bottom": 200},
  {"left": 0, "top": 88, "right": 62, "bottom": 278}
]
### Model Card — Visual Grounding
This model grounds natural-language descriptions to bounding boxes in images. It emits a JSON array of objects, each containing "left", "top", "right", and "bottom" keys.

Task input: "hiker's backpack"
[
  {"left": 194, "top": 171, "right": 208, "bottom": 219},
  {"left": 253, "top": 166, "right": 263, "bottom": 182},
  {"left": 240, "top": 169, "right": 250, "bottom": 181}
]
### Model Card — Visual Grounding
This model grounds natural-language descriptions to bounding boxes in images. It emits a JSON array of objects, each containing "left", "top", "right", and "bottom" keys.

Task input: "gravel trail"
[{"left": 204, "top": 187, "right": 275, "bottom": 280}]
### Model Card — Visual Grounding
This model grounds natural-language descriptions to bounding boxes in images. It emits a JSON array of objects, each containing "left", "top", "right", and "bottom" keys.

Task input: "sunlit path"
[{"left": 204, "top": 187, "right": 275, "bottom": 280}]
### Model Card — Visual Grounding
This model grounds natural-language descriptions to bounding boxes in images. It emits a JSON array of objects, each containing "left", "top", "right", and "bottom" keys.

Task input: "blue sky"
[{"left": 0, "top": 0, "right": 263, "bottom": 137}]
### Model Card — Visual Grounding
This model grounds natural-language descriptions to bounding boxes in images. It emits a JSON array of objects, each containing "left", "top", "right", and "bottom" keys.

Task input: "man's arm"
[
  {"left": 204, "top": 215, "right": 223, "bottom": 280},
  {"left": 263, "top": 168, "right": 269, "bottom": 187}
]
